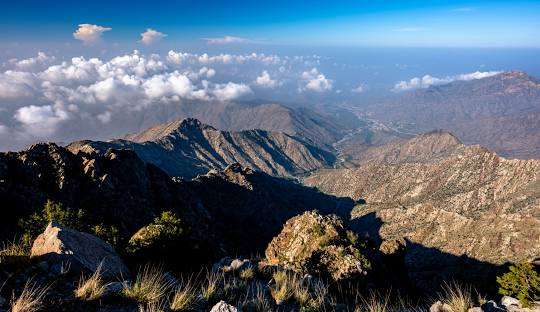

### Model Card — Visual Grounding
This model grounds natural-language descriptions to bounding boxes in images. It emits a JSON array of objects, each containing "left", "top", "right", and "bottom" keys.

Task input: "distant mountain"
[
  {"left": 115, "top": 100, "right": 356, "bottom": 151},
  {"left": 304, "top": 131, "right": 540, "bottom": 289},
  {"left": 68, "top": 118, "right": 335, "bottom": 179},
  {"left": 363, "top": 71, "right": 540, "bottom": 159}
]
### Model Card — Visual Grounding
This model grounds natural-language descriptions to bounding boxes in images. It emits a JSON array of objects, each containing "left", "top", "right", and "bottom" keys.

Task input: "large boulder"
[
  {"left": 31, "top": 222, "right": 129, "bottom": 279},
  {"left": 265, "top": 211, "right": 370, "bottom": 281}
]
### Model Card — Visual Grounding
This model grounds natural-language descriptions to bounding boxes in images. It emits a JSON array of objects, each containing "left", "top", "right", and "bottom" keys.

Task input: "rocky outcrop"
[
  {"left": 265, "top": 211, "right": 370, "bottom": 281},
  {"left": 305, "top": 132, "right": 540, "bottom": 289},
  {"left": 30, "top": 222, "right": 129, "bottom": 278},
  {"left": 210, "top": 301, "right": 239, "bottom": 312},
  {"left": 68, "top": 118, "right": 335, "bottom": 179}
]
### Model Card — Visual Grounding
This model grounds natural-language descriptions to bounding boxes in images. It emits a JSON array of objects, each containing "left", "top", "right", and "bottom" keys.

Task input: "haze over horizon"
[{"left": 1, "top": 0, "right": 539, "bottom": 151}]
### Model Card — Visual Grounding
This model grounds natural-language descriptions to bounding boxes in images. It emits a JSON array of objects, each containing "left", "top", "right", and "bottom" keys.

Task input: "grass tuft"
[
  {"left": 10, "top": 279, "right": 49, "bottom": 312},
  {"left": 74, "top": 263, "right": 109, "bottom": 301},
  {"left": 201, "top": 270, "right": 221, "bottom": 302},
  {"left": 170, "top": 277, "right": 200, "bottom": 311},
  {"left": 123, "top": 265, "right": 174, "bottom": 304},
  {"left": 439, "top": 282, "right": 474, "bottom": 312}
]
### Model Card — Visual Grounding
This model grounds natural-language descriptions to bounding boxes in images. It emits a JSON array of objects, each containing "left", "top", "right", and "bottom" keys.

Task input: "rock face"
[
  {"left": 30, "top": 222, "right": 129, "bottom": 278},
  {"left": 362, "top": 71, "right": 540, "bottom": 159},
  {"left": 265, "top": 211, "right": 370, "bottom": 281},
  {"left": 210, "top": 301, "right": 238, "bottom": 312},
  {"left": 304, "top": 131, "right": 540, "bottom": 289},
  {"left": 68, "top": 118, "right": 335, "bottom": 179}
]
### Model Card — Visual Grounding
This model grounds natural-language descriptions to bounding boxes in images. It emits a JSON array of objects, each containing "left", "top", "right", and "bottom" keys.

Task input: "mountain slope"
[
  {"left": 304, "top": 131, "right": 540, "bottom": 288},
  {"left": 363, "top": 71, "right": 540, "bottom": 158},
  {"left": 68, "top": 118, "right": 335, "bottom": 179},
  {"left": 0, "top": 143, "right": 350, "bottom": 260}
]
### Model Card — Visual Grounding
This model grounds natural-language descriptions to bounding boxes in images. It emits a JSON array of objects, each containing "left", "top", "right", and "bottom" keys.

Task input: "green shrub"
[
  {"left": 92, "top": 224, "right": 120, "bottom": 247},
  {"left": 19, "top": 200, "right": 85, "bottom": 246},
  {"left": 497, "top": 262, "right": 540, "bottom": 307},
  {"left": 127, "top": 211, "right": 184, "bottom": 253}
]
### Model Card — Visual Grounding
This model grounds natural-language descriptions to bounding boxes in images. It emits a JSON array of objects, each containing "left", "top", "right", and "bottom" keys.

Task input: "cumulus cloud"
[
  {"left": 14, "top": 105, "right": 69, "bottom": 136},
  {"left": 140, "top": 28, "right": 167, "bottom": 45},
  {"left": 392, "top": 70, "right": 502, "bottom": 92},
  {"left": 0, "top": 50, "right": 329, "bottom": 150},
  {"left": 301, "top": 68, "right": 333, "bottom": 92},
  {"left": 255, "top": 70, "right": 279, "bottom": 88},
  {"left": 351, "top": 84, "right": 365, "bottom": 93},
  {"left": 203, "top": 36, "right": 248, "bottom": 45},
  {"left": 9, "top": 52, "right": 56, "bottom": 71},
  {"left": 73, "top": 24, "right": 111, "bottom": 45}
]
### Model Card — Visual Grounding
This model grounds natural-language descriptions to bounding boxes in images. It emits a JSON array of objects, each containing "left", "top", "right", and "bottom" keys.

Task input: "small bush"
[
  {"left": 92, "top": 224, "right": 120, "bottom": 247},
  {"left": 19, "top": 200, "right": 85, "bottom": 246},
  {"left": 497, "top": 262, "right": 540, "bottom": 307},
  {"left": 170, "top": 277, "right": 200, "bottom": 311},
  {"left": 10, "top": 279, "right": 49, "bottom": 312},
  {"left": 123, "top": 265, "right": 174, "bottom": 304},
  {"left": 75, "top": 263, "right": 108, "bottom": 301},
  {"left": 239, "top": 267, "right": 255, "bottom": 280}
]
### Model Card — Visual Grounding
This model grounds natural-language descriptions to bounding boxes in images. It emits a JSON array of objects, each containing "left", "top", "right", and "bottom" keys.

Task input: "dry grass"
[
  {"left": 0, "top": 239, "right": 29, "bottom": 261},
  {"left": 269, "top": 271, "right": 297, "bottom": 305},
  {"left": 138, "top": 300, "right": 167, "bottom": 312},
  {"left": 74, "top": 263, "right": 109, "bottom": 301},
  {"left": 201, "top": 270, "right": 221, "bottom": 302},
  {"left": 170, "top": 277, "right": 200, "bottom": 311},
  {"left": 123, "top": 265, "right": 174, "bottom": 304},
  {"left": 438, "top": 282, "right": 474, "bottom": 312},
  {"left": 356, "top": 292, "right": 391, "bottom": 312},
  {"left": 239, "top": 267, "right": 255, "bottom": 280},
  {"left": 10, "top": 279, "right": 49, "bottom": 312}
]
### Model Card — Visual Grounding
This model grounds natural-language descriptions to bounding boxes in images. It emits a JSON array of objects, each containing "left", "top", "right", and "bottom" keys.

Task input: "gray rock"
[
  {"left": 210, "top": 300, "right": 238, "bottom": 312},
  {"left": 468, "top": 307, "right": 483, "bottom": 312},
  {"left": 430, "top": 301, "right": 453, "bottom": 312},
  {"left": 482, "top": 301, "right": 506, "bottom": 312},
  {"left": 501, "top": 296, "right": 522, "bottom": 309},
  {"left": 31, "top": 222, "right": 129, "bottom": 279},
  {"left": 0, "top": 296, "right": 5, "bottom": 307},
  {"left": 213, "top": 257, "right": 253, "bottom": 273},
  {"left": 103, "top": 282, "right": 125, "bottom": 297}
]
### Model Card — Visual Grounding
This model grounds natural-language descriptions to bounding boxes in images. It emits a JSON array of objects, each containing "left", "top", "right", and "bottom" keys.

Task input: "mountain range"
[
  {"left": 68, "top": 118, "right": 335, "bottom": 179},
  {"left": 359, "top": 71, "right": 540, "bottom": 159}
]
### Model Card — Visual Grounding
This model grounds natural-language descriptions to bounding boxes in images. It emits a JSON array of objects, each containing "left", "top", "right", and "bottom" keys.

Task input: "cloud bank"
[
  {"left": 203, "top": 36, "right": 249, "bottom": 45},
  {"left": 0, "top": 50, "right": 330, "bottom": 150},
  {"left": 392, "top": 70, "right": 502, "bottom": 91}
]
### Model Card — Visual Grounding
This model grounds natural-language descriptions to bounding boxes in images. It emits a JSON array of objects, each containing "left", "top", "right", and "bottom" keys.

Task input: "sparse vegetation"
[
  {"left": 123, "top": 265, "right": 174, "bottom": 304},
  {"left": 201, "top": 270, "right": 221, "bottom": 302},
  {"left": 170, "top": 277, "right": 200, "bottom": 311},
  {"left": 497, "top": 262, "right": 540, "bottom": 307},
  {"left": 239, "top": 267, "right": 255, "bottom": 280},
  {"left": 438, "top": 282, "right": 474, "bottom": 312},
  {"left": 74, "top": 263, "right": 109, "bottom": 301},
  {"left": 10, "top": 279, "right": 49, "bottom": 312},
  {"left": 0, "top": 239, "right": 29, "bottom": 262}
]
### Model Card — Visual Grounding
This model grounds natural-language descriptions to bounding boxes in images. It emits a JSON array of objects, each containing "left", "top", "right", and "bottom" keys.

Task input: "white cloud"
[
  {"left": 73, "top": 24, "right": 111, "bottom": 45},
  {"left": 140, "top": 28, "right": 167, "bottom": 45},
  {"left": 392, "top": 70, "right": 502, "bottom": 92},
  {"left": 351, "top": 84, "right": 364, "bottom": 93},
  {"left": 0, "top": 50, "right": 329, "bottom": 150},
  {"left": 301, "top": 68, "right": 333, "bottom": 92},
  {"left": 14, "top": 105, "right": 69, "bottom": 136},
  {"left": 212, "top": 82, "right": 252, "bottom": 101},
  {"left": 203, "top": 36, "right": 248, "bottom": 45},
  {"left": 10, "top": 52, "right": 56, "bottom": 71},
  {"left": 255, "top": 70, "right": 279, "bottom": 88}
]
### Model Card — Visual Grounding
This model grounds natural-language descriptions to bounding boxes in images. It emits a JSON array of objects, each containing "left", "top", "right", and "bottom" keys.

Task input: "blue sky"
[{"left": 1, "top": 0, "right": 540, "bottom": 48}]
